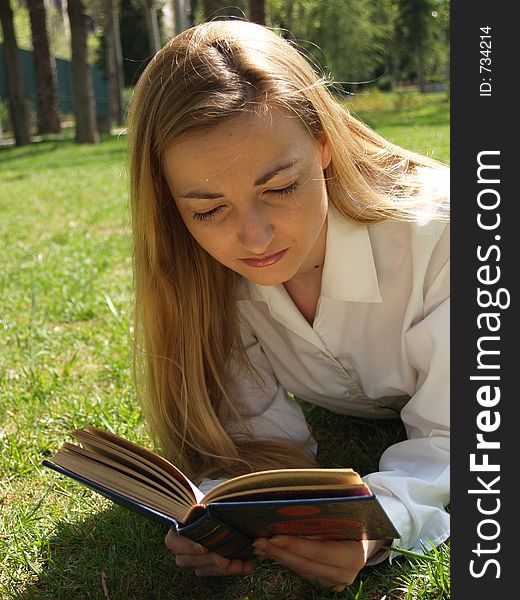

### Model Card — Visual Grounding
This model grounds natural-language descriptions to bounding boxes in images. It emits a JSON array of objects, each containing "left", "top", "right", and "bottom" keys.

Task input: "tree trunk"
[
  {"left": 188, "top": 0, "right": 198, "bottom": 26},
  {"left": 248, "top": 0, "right": 265, "bottom": 25},
  {"left": 418, "top": 64, "right": 425, "bottom": 93},
  {"left": 67, "top": 0, "right": 99, "bottom": 143},
  {"left": 144, "top": 0, "right": 161, "bottom": 54},
  {"left": 202, "top": 0, "right": 243, "bottom": 20},
  {"left": 26, "top": 0, "right": 61, "bottom": 134},
  {"left": 171, "top": 0, "right": 188, "bottom": 35},
  {"left": 103, "top": 0, "right": 124, "bottom": 126},
  {"left": 0, "top": 0, "right": 31, "bottom": 145},
  {"left": 285, "top": 0, "right": 293, "bottom": 32}
]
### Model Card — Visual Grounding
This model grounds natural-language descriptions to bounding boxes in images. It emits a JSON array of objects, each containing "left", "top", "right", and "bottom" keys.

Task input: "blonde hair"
[{"left": 127, "top": 20, "right": 448, "bottom": 482}]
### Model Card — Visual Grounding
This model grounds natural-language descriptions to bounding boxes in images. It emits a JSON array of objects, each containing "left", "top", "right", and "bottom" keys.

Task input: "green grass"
[
  {"left": 345, "top": 89, "right": 450, "bottom": 165},
  {"left": 0, "top": 91, "right": 450, "bottom": 599}
]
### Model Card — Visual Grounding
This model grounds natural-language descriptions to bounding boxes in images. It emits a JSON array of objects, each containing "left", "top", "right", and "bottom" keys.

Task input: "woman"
[{"left": 127, "top": 19, "right": 449, "bottom": 591}]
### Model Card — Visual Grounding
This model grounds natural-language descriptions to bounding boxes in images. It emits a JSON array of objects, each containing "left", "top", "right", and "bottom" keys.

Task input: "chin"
[{"left": 240, "top": 268, "right": 293, "bottom": 287}]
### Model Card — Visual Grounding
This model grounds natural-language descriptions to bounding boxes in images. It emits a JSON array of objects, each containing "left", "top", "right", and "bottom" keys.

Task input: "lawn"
[
  {"left": 345, "top": 89, "right": 450, "bottom": 166},
  {"left": 0, "top": 90, "right": 450, "bottom": 599}
]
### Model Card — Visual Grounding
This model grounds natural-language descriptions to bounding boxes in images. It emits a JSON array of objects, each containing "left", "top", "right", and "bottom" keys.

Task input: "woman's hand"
[
  {"left": 252, "top": 536, "right": 387, "bottom": 592},
  {"left": 165, "top": 529, "right": 254, "bottom": 577}
]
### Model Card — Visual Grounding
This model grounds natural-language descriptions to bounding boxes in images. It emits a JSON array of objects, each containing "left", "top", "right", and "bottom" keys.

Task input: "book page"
[
  {"left": 72, "top": 431, "right": 195, "bottom": 505},
  {"left": 51, "top": 445, "right": 191, "bottom": 521},
  {"left": 78, "top": 426, "right": 204, "bottom": 503},
  {"left": 208, "top": 483, "right": 371, "bottom": 503},
  {"left": 203, "top": 468, "right": 365, "bottom": 504},
  {"left": 61, "top": 442, "right": 194, "bottom": 505}
]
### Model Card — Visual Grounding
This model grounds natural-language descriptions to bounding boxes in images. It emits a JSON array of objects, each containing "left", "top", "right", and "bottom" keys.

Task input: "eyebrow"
[
  {"left": 254, "top": 159, "right": 301, "bottom": 186},
  {"left": 178, "top": 158, "right": 302, "bottom": 200}
]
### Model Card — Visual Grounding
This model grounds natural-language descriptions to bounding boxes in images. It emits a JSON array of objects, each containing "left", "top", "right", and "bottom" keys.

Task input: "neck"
[
  {"left": 283, "top": 245, "right": 326, "bottom": 326},
  {"left": 283, "top": 269, "right": 322, "bottom": 325},
  {"left": 283, "top": 216, "right": 328, "bottom": 325}
]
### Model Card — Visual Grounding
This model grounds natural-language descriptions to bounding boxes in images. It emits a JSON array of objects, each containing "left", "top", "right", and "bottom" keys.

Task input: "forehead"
[{"left": 162, "top": 109, "right": 316, "bottom": 187}]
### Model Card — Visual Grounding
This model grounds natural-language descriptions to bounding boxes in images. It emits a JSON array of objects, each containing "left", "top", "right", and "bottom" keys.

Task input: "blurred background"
[{"left": 0, "top": 0, "right": 449, "bottom": 145}]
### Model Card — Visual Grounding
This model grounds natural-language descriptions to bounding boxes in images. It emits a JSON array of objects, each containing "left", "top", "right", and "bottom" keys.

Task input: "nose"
[{"left": 236, "top": 207, "right": 274, "bottom": 254}]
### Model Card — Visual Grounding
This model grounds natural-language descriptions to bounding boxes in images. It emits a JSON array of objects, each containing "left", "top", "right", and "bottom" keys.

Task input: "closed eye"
[
  {"left": 191, "top": 181, "right": 298, "bottom": 221},
  {"left": 192, "top": 206, "right": 223, "bottom": 221},
  {"left": 266, "top": 182, "right": 298, "bottom": 196}
]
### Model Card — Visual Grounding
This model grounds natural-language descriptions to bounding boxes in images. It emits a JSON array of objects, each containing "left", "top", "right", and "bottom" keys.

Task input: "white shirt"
[{"left": 204, "top": 204, "right": 450, "bottom": 562}]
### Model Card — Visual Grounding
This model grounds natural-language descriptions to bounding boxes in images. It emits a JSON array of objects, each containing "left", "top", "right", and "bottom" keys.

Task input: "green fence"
[{"left": 0, "top": 44, "right": 109, "bottom": 124}]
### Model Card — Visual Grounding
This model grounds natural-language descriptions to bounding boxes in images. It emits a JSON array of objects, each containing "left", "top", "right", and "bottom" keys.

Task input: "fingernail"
[
  {"left": 214, "top": 555, "right": 230, "bottom": 568},
  {"left": 269, "top": 536, "right": 288, "bottom": 548},
  {"left": 253, "top": 540, "right": 268, "bottom": 552},
  {"left": 253, "top": 548, "right": 268, "bottom": 559}
]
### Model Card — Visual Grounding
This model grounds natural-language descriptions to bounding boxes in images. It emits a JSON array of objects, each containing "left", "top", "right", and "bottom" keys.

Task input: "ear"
[{"left": 317, "top": 133, "right": 332, "bottom": 170}]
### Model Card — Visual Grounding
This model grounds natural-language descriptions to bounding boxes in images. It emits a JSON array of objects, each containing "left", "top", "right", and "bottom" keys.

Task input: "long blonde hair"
[{"left": 126, "top": 19, "right": 448, "bottom": 482}]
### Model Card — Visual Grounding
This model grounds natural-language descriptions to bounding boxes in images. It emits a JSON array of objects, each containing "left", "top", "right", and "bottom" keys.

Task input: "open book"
[{"left": 43, "top": 425, "right": 399, "bottom": 559}]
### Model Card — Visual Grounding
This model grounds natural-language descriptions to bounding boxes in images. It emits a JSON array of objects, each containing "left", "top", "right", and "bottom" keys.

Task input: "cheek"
[
  {"left": 184, "top": 222, "right": 234, "bottom": 262},
  {"left": 176, "top": 210, "right": 213, "bottom": 249},
  {"left": 291, "top": 188, "right": 328, "bottom": 232}
]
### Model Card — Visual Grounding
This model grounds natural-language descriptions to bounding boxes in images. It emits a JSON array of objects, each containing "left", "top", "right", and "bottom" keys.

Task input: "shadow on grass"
[
  {"left": 12, "top": 507, "right": 248, "bottom": 600},
  {"left": 13, "top": 504, "right": 409, "bottom": 600},
  {"left": 304, "top": 404, "right": 407, "bottom": 474}
]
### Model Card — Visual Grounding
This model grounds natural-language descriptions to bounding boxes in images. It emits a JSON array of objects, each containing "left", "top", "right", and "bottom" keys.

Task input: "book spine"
[{"left": 178, "top": 510, "right": 253, "bottom": 559}]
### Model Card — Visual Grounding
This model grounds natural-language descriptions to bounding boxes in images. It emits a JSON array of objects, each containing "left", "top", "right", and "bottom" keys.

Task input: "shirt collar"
[
  {"left": 320, "top": 206, "right": 382, "bottom": 302},
  {"left": 243, "top": 207, "right": 382, "bottom": 305}
]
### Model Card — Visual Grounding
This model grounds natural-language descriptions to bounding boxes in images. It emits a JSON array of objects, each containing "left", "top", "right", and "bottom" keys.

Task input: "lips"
[{"left": 240, "top": 248, "right": 288, "bottom": 268}]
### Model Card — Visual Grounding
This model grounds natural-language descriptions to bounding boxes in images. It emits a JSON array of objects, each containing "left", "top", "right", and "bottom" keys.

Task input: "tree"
[
  {"left": 249, "top": 0, "right": 265, "bottom": 24},
  {"left": 275, "top": 0, "right": 387, "bottom": 92},
  {"left": 0, "top": 0, "right": 31, "bottom": 144},
  {"left": 395, "top": 0, "right": 436, "bottom": 91},
  {"left": 167, "top": 0, "right": 189, "bottom": 35},
  {"left": 119, "top": 0, "right": 157, "bottom": 85},
  {"left": 202, "top": 0, "right": 244, "bottom": 20},
  {"left": 26, "top": 0, "right": 61, "bottom": 133},
  {"left": 187, "top": 0, "right": 198, "bottom": 25},
  {"left": 430, "top": 0, "right": 450, "bottom": 94},
  {"left": 67, "top": 0, "right": 99, "bottom": 143},
  {"left": 101, "top": 0, "right": 124, "bottom": 125},
  {"left": 144, "top": 0, "right": 161, "bottom": 53}
]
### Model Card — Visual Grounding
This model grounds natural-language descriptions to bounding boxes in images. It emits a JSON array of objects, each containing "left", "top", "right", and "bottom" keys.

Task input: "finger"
[
  {"left": 165, "top": 529, "right": 209, "bottom": 555},
  {"left": 165, "top": 531, "right": 254, "bottom": 577},
  {"left": 193, "top": 558, "right": 254, "bottom": 577},
  {"left": 312, "top": 577, "right": 347, "bottom": 592},
  {"left": 175, "top": 548, "right": 254, "bottom": 576},
  {"left": 299, "top": 576, "right": 347, "bottom": 592},
  {"left": 175, "top": 551, "right": 228, "bottom": 570},
  {"left": 265, "top": 536, "right": 365, "bottom": 568},
  {"left": 253, "top": 538, "right": 358, "bottom": 587}
]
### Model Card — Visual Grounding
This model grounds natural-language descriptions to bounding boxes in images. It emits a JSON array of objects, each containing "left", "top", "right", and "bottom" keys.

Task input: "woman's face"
[{"left": 162, "top": 108, "right": 331, "bottom": 286}]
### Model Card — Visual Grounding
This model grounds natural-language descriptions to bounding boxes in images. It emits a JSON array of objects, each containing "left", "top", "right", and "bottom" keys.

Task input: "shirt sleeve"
[
  {"left": 363, "top": 249, "right": 450, "bottom": 561},
  {"left": 198, "top": 320, "right": 317, "bottom": 494},
  {"left": 224, "top": 320, "right": 318, "bottom": 453}
]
